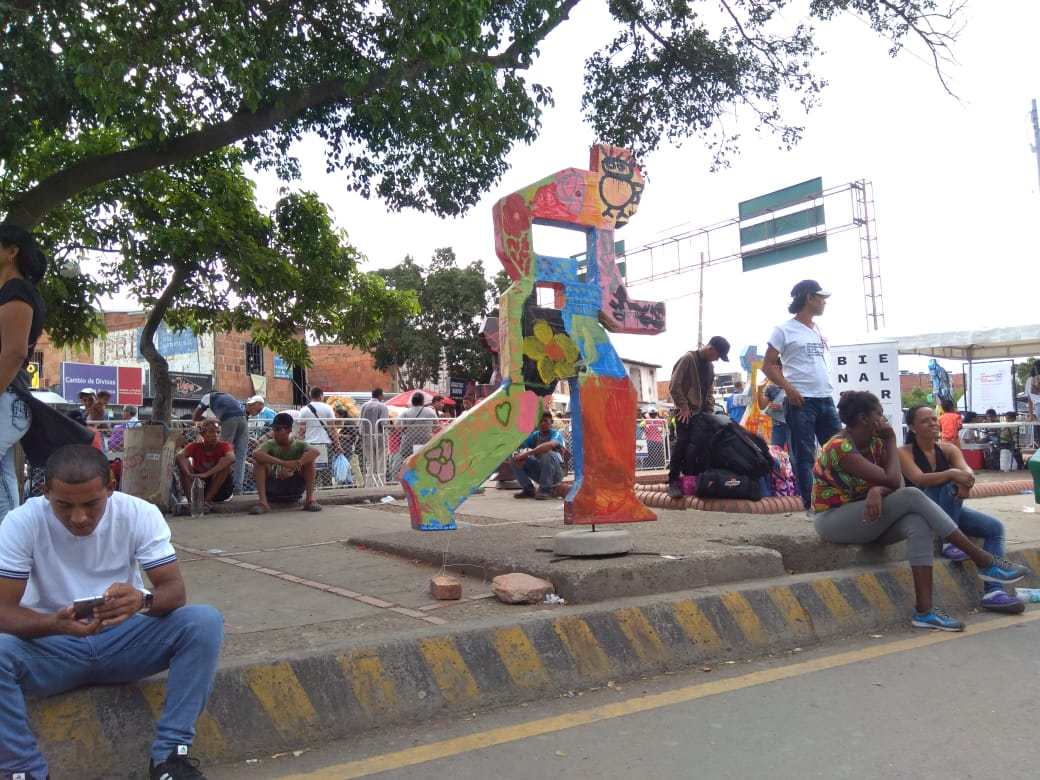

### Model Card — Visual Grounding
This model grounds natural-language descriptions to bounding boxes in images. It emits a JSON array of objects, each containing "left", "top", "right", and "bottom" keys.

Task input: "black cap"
[
  {"left": 272, "top": 412, "right": 294, "bottom": 429},
  {"left": 707, "top": 336, "right": 730, "bottom": 361},
  {"left": 790, "top": 279, "right": 830, "bottom": 299}
]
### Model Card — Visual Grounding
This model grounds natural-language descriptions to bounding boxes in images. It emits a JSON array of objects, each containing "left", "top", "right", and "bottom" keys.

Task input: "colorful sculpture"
[{"left": 401, "top": 144, "right": 666, "bottom": 530}]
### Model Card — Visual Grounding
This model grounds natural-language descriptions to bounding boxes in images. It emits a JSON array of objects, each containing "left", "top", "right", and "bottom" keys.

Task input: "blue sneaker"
[
  {"left": 911, "top": 608, "right": 965, "bottom": 632},
  {"left": 977, "top": 557, "right": 1031, "bottom": 585}
]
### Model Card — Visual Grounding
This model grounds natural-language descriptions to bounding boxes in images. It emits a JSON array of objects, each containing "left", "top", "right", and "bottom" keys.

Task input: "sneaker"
[
  {"left": 977, "top": 557, "right": 1031, "bottom": 585},
  {"left": 911, "top": 608, "right": 965, "bottom": 632},
  {"left": 666, "top": 481, "right": 683, "bottom": 500},
  {"left": 150, "top": 746, "right": 205, "bottom": 779},
  {"left": 981, "top": 589, "right": 1026, "bottom": 615},
  {"left": 941, "top": 543, "right": 969, "bottom": 562},
  {"left": 513, "top": 489, "right": 535, "bottom": 499}
]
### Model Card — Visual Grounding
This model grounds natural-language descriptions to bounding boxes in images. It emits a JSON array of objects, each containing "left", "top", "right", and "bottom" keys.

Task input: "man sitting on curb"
[
  {"left": 512, "top": 411, "right": 566, "bottom": 500},
  {"left": 250, "top": 412, "right": 322, "bottom": 515},
  {"left": 0, "top": 444, "right": 224, "bottom": 780},
  {"left": 176, "top": 419, "right": 235, "bottom": 510}
]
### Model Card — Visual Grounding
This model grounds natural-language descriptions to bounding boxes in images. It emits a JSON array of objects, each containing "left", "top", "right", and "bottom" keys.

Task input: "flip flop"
[
  {"left": 249, "top": 504, "right": 269, "bottom": 515},
  {"left": 303, "top": 502, "right": 323, "bottom": 512}
]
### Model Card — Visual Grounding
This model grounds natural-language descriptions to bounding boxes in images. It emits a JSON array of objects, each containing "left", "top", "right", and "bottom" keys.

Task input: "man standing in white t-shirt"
[
  {"left": 763, "top": 279, "right": 841, "bottom": 509},
  {"left": 0, "top": 444, "right": 223, "bottom": 780},
  {"left": 297, "top": 386, "right": 339, "bottom": 451}
]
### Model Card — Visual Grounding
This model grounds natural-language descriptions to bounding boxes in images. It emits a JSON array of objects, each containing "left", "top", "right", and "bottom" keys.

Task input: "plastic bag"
[{"left": 333, "top": 452, "right": 353, "bottom": 485}]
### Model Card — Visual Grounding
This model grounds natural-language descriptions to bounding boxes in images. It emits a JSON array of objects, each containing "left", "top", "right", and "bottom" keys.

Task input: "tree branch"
[
  {"left": 6, "top": 1, "right": 587, "bottom": 227},
  {"left": 139, "top": 264, "right": 191, "bottom": 425}
]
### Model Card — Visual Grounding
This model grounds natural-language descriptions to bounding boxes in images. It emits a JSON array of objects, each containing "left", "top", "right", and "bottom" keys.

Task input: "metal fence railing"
[{"left": 25, "top": 415, "right": 671, "bottom": 501}]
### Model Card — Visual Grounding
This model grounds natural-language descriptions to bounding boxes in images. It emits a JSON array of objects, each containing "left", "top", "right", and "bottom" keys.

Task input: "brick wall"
[
  {"left": 900, "top": 372, "right": 965, "bottom": 395},
  {"left": 307, "top": 345, "right": 394, "bottom": 394},
  {"left": 213, "top": 330, "right": 295, "bottom": 404}
]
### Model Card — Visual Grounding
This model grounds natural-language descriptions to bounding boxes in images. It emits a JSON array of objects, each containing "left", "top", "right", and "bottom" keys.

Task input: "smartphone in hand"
[{"left": 72, "top": 596, "right": 105, "bottom": 620}]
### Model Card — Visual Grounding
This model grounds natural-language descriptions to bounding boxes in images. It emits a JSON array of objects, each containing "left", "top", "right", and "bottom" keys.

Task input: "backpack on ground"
[
  {"left": 683, "top": 412, "right": 727, "bottom": 475},
  {"left": 695, "top": 468, "right": 762, "bottom": 500},
  {"left": 708, "top": 422, "right": 772, "bottom": 479}
]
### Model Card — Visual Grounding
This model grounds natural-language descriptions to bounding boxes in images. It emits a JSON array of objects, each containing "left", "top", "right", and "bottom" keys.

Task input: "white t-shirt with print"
[
  {"left": 768, "top": 318, "right": 834, "bottom": 398},
  {"left": 0, "top": 492, "right": 177, "bottom": 614},
  {"left": 297, "top": 400, "right": 336, "bottom": 444}
]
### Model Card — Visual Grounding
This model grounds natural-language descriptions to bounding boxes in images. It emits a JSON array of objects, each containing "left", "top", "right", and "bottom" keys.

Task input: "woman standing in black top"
[{"left": 0, "top": 224, "right": 46, "bottom": 522}]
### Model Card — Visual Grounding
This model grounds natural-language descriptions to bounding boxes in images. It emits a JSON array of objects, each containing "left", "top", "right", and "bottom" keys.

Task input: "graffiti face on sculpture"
[{"left": 401, "top": 144, "right": 666, "bottom": 531}]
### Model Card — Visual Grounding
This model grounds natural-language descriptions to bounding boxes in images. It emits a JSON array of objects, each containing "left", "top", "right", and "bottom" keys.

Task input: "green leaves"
[
  {"left": 2, "top": 1, "right": 960, "bottom": 224},
  {"left": 372, "top": 248, "right": 494, "bottom": 389}
]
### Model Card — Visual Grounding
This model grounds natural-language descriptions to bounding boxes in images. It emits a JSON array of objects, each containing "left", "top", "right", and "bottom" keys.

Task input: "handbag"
[{"left": 10, "top": 372, "right": 94, "bottom": 467}]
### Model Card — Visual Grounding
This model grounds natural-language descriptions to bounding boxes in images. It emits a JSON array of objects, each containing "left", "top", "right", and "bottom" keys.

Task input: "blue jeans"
[
  {"left": 785, "top": 396, "right": 841, "bottom": 509},
  {"left": 515, "top": 452, "right": 564, "bottom": 494},
  {"left": 925, "top": 482, "right": 1005, "bottom": 593},
  {"left": 220, "top": 415, "right": 249, "bottom": 493},
  {"left": 0, "top": 605, "right": 224, "bottom": 776},
  {"left": 0, "top": 390, "right": 30, "bottom": 524},
  {"left": 770, "top": 420, "right": 790, "bottom": 450}
]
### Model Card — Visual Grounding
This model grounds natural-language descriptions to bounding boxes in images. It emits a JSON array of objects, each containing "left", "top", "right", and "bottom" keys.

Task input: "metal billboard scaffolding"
[{"left": 622, "top": 179, "right": 885, "bottom": 333}]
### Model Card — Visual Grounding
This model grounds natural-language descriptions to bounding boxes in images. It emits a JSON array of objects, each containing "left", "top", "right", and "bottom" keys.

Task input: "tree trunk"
[{"left": 138, "top": 266, "right": 191, "bottom": 425}]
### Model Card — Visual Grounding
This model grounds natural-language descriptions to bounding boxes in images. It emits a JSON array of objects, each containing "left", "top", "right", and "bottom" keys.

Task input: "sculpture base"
[{"left": 553, "top": 528, "right": 633, "bottom": 557}]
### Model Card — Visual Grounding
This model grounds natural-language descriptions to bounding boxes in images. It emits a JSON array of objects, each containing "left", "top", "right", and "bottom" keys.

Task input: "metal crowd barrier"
[{"left": 26, "top": 414, "right": 671, "bottom": 500}]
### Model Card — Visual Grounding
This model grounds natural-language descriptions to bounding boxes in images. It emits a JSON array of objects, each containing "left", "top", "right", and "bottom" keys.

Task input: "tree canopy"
[
  {"left": 373, "top": 248, "right": 495, "bottom": 389},
  {"left": 1, "top": 1, "right": 961, "bottom": 227}
]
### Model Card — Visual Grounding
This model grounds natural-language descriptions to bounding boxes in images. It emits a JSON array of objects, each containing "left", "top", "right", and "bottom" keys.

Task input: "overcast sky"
[{"left": 246, "top": 1, "right": 1040, "bottom": 379}]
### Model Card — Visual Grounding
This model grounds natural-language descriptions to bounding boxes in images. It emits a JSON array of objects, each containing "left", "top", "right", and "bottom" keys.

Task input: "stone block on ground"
[
  {"left": 430, "top": 575, "right": 462, "bottom": 600},
  {"left": 492, "top": 572, "right": 554, "bottom": 604}
]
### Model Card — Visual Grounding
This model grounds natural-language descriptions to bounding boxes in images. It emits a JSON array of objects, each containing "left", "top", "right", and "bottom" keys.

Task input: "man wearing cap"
[
  {"left": 665, "top": 336, "right": 730, "bottom": 499},
  {"left": 763, "top": 280, "right": 840, "bottom": 509},
  {"left": 77, "top": 387, "right": 96, "bottom": 413},
  {"left": 244, "top": 395, "right": 277, "bottom": 424}
]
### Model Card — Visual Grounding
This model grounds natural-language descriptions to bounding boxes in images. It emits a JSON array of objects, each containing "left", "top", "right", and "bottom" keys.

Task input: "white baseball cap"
[
  {"left": 246, "top": 395, "right": 265, "bottom": 405},
  {"left": 79, "top": 386, "right": 96, "bottom": 396}
]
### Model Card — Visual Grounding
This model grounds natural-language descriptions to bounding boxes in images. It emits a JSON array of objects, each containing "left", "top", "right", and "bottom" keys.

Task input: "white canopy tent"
[{"left": 893, "top": 325, "right": 1040, "bottom": 361}]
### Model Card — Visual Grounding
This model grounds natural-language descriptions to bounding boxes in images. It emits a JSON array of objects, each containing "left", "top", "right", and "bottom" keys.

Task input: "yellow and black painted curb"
[{"left": 32, "top": 547, "right": 1040, "bottom": 779}]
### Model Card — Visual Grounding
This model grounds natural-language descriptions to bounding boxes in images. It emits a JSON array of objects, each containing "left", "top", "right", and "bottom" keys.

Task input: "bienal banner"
[
  {"left": 966, "top": 360, "right": 1014, "bottom": 414},
  {"left": 828, "top": 342, "right": 902, "bottom": 444}
]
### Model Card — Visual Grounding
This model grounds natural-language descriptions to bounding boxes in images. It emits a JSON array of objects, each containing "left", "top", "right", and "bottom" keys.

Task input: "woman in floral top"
[{"left": 812, "top": 391, "right": 1029, "bottom": 632}]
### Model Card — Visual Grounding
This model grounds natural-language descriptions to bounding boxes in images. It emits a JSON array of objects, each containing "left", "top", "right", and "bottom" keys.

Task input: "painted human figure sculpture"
[{"left": 402, "top": 144, "right": 666, "bottom": 530}]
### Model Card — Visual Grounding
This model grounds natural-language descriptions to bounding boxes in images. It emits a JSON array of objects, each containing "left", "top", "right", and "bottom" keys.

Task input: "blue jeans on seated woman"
[{"left": 924, "top": 482, "right": 1005, "bottom": 593}]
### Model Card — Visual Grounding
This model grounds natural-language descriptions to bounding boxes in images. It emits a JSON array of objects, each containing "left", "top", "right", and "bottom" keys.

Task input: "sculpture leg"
[
  {"left": 402, "top": 384, "right": 541, "bottom": 530},
  {"left": 565, "top": 372, "right": 656, "bottom": 524}
]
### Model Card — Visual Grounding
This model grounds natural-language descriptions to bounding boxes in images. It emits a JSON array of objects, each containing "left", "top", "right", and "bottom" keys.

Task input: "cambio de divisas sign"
[{"left": 829, "top": 342, "right": 902, "bottom": 444}]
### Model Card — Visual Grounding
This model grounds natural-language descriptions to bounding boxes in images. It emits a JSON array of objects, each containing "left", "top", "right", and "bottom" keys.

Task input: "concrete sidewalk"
[{"left": 27, "top": 485, "right": 1040, "bottom": 777}]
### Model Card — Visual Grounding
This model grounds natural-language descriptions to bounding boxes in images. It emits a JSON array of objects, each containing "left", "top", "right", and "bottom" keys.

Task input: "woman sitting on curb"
[
  {"left": 812, "top": 391, "right": 1029, "bottom": 632},
  {"left": 899, "top": 405, "right": 1023, "bottom": 615}
]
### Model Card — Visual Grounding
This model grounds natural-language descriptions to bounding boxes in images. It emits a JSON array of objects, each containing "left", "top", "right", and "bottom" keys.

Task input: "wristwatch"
[{"left": 139, "top": 589, "right": 154, "bottom": 613}]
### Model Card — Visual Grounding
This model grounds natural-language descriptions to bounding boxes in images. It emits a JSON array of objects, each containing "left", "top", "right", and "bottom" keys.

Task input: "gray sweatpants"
[
  {"left": 814, "top": 486, "right": 958, "bottom": 566},
  {"left": 220, "top": 415, "right": 249, "bottom": 493}
]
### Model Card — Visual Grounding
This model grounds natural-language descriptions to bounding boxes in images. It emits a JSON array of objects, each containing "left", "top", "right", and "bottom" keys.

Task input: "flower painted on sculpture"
[
  {"left": 425, "top": 440, "right": 456, "bottom": 483},
  {"left": 500, "top": 193, "right": 530, "bottom": 236},
  {"left": 554, "top": 170, "right": 586, "bottom": 214},
  {"left": 523, "top": 320, "right": 580, "bottom": 384}
]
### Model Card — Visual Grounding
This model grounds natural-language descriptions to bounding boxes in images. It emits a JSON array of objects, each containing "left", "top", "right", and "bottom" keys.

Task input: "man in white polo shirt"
[
  {"left": 763, "top": 280, "right": 841, "bottom": 509},
  {"left": 0, "top": 445, "right": 223, "bottom": 780}
]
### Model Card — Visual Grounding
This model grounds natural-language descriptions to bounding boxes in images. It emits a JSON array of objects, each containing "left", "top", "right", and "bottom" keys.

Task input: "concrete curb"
[
  {"left": 634, "top": 479, "right": 1034, "bottom": 515},
  {"left": 30, "top": 547, "right": 1040, "bottom": 778}
]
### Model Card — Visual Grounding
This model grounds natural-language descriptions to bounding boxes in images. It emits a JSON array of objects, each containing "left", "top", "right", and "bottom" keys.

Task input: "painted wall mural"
[{"left": 402, "top": 144, "right": 666, "bottom": 530}]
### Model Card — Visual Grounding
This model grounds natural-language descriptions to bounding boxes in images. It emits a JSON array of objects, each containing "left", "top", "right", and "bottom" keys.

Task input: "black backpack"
[
  {"left": 695, "top": 468, "right": 762, "bottom": 500},
  {"left": 708, "top": 422, "right": 772, "bottom": 479},
  {"left": 682, "top": 412, "right": 726, "bottom": 475}
]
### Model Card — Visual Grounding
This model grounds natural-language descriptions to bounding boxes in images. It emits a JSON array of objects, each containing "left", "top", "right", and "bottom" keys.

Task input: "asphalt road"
[{"left": 211, "top": 615, "right": 1040, "bottom": 779}]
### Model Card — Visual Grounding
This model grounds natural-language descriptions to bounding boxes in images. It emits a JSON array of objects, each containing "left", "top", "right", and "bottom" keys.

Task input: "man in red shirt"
[{"left": 176, "top": 419, "right": 235, "bottom": 506}]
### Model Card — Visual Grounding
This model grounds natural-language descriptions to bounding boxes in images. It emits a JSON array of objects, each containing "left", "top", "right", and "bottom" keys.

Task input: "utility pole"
[
  {"left": 1032, "top": 99, "right": 1040, "bottom": 195},
  {"left": 696, "top": 252, "right": 705, "bottom": 347}
]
